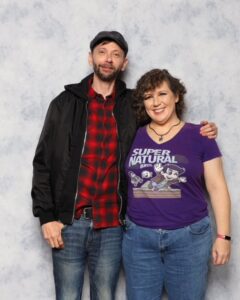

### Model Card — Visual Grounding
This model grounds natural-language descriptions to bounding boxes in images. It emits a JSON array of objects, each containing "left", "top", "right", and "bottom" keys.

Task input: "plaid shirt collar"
[{"left": 88, "top": 78, "right": 116, "bottom": 101}]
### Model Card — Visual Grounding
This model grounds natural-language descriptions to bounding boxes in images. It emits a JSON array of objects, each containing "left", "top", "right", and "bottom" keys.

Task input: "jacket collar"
[{"left": 64, "top": 73, "right": 127, "bottom": 100}]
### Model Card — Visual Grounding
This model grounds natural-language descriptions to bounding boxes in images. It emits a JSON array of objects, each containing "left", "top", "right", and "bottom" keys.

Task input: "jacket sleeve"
[{"left": 31, "top": 98, "right": 60, "bottom": 225}]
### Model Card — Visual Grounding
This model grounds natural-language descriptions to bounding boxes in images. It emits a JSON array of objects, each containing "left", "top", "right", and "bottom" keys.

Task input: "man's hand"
[
  {"left": 200, "top": 120, "right": 218, "bottom": 139},
  {"left": 42, "top": 221, "right": 65, "bottom": 248}
]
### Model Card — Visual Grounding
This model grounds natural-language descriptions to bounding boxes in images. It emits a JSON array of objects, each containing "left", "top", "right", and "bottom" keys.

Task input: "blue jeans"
[
  {"left": 52, "top": 217, "right": 123, "bottom": 300},
  {"left": 122, "top": 216, "right": 212, "bottom": 300}
]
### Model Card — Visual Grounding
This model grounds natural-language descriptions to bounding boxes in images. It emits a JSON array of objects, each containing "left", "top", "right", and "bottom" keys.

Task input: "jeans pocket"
[
  {"left": 62, "top": 224, "right": 68, "bottom": 230},
  {"left": 188, "top": 216, "right": 211, "bottom": 235},
  {"left": 125, "top": 216, "right": 137, "bottom": 231}
]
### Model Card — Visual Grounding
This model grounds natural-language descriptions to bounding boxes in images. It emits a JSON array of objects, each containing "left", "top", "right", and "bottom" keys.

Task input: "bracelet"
[{"left": 217, "top": 234, "right": 231, "bottom": 241}]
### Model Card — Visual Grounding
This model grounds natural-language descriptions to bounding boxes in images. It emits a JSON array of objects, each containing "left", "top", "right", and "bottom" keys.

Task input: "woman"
[{"left": 122, "top": 69, "right": 231, "bottom": 300}]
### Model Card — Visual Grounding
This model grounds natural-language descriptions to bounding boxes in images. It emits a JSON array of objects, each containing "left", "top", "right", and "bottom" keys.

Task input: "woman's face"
[{"left": 143, "top": 81, "right": 179, "bottom": 125}]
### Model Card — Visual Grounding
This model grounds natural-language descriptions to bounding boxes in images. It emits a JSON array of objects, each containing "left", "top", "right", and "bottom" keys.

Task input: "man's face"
[{"left": 89, "top": 41, "right": 128, "bottom": 82}]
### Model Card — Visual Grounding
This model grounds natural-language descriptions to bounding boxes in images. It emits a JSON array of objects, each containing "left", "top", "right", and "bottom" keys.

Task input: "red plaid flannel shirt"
[{"left": 75, "top": 83, "right": 120, "bottom": 229}]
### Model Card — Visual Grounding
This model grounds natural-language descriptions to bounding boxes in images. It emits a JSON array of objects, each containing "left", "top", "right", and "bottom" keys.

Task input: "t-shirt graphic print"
[{"left": 125, "top": 123, "right": 221, "bottom": 229}]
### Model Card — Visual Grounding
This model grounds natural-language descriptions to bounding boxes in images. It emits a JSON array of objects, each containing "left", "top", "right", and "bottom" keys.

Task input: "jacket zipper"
[
  {"left": 112, "top": 111, "right": 123, "bottom": 224},
  {"left": 71, "top": 101, "right": 88, "bottom": 224}
]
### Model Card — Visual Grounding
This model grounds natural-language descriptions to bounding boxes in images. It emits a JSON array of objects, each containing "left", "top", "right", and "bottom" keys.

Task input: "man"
[{"left": 32, "top": 31, "right": 217, "bottom": 300}]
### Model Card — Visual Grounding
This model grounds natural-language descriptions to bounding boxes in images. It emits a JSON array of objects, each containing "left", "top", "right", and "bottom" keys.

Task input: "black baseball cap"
[{"left": 90, "top": 31, "right": 128, "bottom": 55}]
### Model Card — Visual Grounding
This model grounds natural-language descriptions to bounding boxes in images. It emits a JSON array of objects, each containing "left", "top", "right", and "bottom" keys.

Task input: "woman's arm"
[{"left": 204, "top": 157, "right": 231, "bottom": 265}]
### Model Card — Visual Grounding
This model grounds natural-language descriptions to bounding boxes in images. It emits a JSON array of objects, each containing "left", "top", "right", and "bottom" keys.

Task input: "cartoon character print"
[
  {"left": 141, "top": 170, "right": 153, "bottom": 179},
  {"left": 128, "top": 171, "right": 143, "bottom": 187},
  {"left": 148, "top": 163, "right": 186, "bottom": 191}
]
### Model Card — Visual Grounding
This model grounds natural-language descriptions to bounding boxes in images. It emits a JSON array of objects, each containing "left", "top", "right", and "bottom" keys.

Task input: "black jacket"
[{"left": 32, "top": 74, "right": 137, "bottom": 225}]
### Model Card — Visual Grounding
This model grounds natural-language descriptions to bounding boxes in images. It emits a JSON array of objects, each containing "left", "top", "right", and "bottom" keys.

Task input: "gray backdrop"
[{"left": 1, "top": 0, "right": 239, "bottom": 299}]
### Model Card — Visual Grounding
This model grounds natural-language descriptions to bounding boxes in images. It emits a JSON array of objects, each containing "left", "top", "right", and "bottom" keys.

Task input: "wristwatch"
[{"left": 217, "top": 233, "right": 231, "bottom": 241}]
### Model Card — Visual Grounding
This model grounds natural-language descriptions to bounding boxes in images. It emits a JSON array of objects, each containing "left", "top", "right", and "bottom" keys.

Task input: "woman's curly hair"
[{"left": 133, "top": 69, "right": 187, "bottom": 126}]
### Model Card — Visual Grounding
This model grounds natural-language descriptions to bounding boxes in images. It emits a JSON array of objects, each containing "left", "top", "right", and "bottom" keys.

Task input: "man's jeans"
[
  {"left": 52, "top": 217, "right": 123, "bottom": 300},
  {"left": 122, "top": 216, "right": 212, "bottom": 300}
]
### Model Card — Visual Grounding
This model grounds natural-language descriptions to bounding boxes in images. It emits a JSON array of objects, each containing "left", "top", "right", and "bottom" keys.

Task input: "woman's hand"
[{"left": 212, "top": 238, "right": 231, "bottom": 265}]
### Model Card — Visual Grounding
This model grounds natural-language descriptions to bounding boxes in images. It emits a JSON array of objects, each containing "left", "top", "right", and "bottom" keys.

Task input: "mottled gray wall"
[{"left": 1, "top": 0, "right": 239, "bottom": 299}]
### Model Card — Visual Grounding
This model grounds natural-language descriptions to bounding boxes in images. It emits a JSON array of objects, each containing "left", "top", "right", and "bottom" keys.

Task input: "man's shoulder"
[
  {"left": 121, "top": 88, "right": 134, "bottom": 101},
  {"left": 50, "top": 90, "right": 75, "bottom": 106},
  {"left": 125, "top": 88, "right": 133, "bottom": 94},
  {"left": 51, "top": 81, "right": 88, "bottom": 106}
]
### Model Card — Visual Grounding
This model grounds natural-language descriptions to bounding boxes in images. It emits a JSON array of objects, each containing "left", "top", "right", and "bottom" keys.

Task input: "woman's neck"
[
  {"left": 147, "top": 118, "right": 184, "bottom": 144},
  {"left": 149, "top": 117, "right": 181, "bottom": 130}
]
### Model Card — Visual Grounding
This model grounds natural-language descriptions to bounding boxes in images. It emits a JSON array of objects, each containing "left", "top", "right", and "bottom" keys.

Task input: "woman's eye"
[{"left": 144, "top": 96, "right": 152, "bottom": 100}]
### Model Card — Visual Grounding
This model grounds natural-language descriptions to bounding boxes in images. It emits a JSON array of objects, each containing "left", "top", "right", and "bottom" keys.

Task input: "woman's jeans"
[
  {"left": 122, "top": 216, "right": 212, "bottom": 300},
  {"left": 52, "top": 217, "right": 123, "bottom": 300}
]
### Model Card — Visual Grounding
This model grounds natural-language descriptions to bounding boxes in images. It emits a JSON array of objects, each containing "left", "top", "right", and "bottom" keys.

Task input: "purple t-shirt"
[{"left": 125, "top": 123, "right": 221, "bottom": 229}]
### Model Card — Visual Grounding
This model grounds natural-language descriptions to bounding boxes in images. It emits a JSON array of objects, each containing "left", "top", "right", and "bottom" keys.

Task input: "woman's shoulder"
[
  {"left": 183, "top": 122, "right": 202, "bottom": 135},
  {"left": 183, "top": 122, "right": 219, "bottom": 149},
  {"left": 137, "top": 125, "right": 148, "bottom": 134},
  {"left": 184, "top": 122, "right": 201, "bottom": 130}
]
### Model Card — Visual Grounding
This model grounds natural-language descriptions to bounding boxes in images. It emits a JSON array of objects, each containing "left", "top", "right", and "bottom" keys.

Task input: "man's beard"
[{"left": 93, "top": 63, "right": 122, "bottom": 82}]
